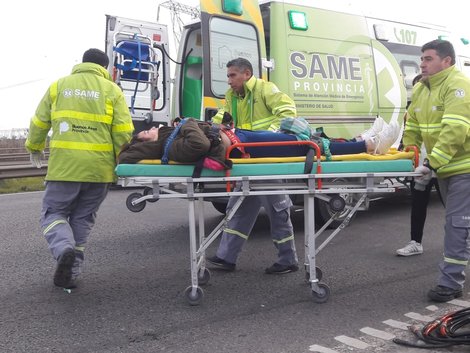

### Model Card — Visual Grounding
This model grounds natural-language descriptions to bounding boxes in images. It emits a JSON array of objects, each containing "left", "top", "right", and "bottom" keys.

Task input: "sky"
[{"left": 1, "top": 0, "right": 468, "bottom": 130}]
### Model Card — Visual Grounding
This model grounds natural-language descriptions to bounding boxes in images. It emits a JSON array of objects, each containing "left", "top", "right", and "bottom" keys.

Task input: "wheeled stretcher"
[{"left": 115, "top": 141, "right": 419, "bottom": 305}]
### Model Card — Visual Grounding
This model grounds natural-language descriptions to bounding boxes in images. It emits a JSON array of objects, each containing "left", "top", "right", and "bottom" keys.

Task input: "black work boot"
[
  {"left": 427, "top": 285, "right": 463, "bottom": 302},
  {"left": 53, "top": 249, "right": 76, "bottom": 288}
]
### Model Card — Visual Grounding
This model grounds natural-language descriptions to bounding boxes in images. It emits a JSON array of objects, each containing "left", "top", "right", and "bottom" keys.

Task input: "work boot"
[
  {"left": 67, "top": 250, "right": 85, "bottom": 289},
  {"left": 265, "top": 263, "right": 299, "bottom": 275},
  {"left": 427, "top": 285, "right": 463, "bottom": 302},
  {"left": 53, "top": 249, "right": 76, "bottom": 288},
  {"left": 207, "top": 256, "right": 236, "bottom": 271}
]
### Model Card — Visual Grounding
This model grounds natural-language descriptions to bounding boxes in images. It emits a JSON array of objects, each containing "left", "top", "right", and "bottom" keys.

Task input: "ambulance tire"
[{"left": 211, "top": 201, "right": 227, "bottom": 214}]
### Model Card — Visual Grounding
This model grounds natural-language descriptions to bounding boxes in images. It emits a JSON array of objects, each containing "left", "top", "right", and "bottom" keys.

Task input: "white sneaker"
[
  {"left": 369, "top": 121, "right": 400, "bottom": 154},
  {"left": 360, "top": 117, "right": 385, "bottom": 141},
  {"left": 396, "top": 240, "right": 423, "bottom": 256}
]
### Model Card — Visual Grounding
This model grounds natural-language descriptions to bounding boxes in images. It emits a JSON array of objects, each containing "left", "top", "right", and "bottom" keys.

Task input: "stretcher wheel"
[
  {"left": 312, "top": 283, "right": 330, "bottom": 304},
  {"left": 305, "top": 266, "right": 323, "bottom": 282},
  {"left": 184, "top": 286, "right": 204, "bottom": 306},
  {"left": 126, "top": 193, "right": 146, "bottom": 212},
  {"left": 198, "top": 268, "right": 211, "bottom": 285},
  {"left": 143, "top": 187, "right": 158, "bottom": 203}
]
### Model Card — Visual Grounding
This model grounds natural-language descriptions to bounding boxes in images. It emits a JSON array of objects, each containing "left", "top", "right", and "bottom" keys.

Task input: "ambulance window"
[
  {"left": 209, "top": 17, "right": 260, "bottom": 97},
  {"left": 379, "top": 41, "right": 421, "bottom": 100}
]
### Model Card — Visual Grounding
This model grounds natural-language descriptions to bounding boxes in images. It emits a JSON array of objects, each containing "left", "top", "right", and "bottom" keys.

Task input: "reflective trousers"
[
  {"left": 41, "top": 181, "right": 110, "bottom": 260},
  {"left": 216, "top": 182, "right": 298, "bottom": 266},
  {"left": 437, "top": 174, "right": 470, "bottom": 290}
]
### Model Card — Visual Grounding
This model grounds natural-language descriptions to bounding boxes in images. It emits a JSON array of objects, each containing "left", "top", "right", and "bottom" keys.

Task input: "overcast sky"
[{"left": 1, "top": 0, "right": 467, "bottom": 130}]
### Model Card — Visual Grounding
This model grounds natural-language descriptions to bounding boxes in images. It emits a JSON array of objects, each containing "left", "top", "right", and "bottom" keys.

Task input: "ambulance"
[{"left": 105, "top": 0, "right": 470, "bottom": 224}]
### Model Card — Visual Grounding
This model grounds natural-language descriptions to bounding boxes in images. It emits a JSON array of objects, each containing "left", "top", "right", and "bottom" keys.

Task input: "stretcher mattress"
[{"left": 115, "top": 151, "right": 415, "bottom": 177}]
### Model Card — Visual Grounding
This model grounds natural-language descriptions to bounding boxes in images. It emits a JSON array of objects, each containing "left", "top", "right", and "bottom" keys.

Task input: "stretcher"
[{"left": 115, "top": 141, "right": 420, "bottom": 305}]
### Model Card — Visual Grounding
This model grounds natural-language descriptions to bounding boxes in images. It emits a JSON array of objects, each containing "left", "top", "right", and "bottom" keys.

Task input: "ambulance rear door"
[{"left": 105, "top": 15, "right": 171, "bottom": 132}]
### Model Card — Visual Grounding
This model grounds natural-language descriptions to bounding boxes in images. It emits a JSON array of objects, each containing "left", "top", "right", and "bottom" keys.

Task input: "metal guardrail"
[
  {"left": 0, "top": 164, "right": 47, "bottom": 179},
  {"left": 0, "top": 150, "right": 48, "bottom": 179}
]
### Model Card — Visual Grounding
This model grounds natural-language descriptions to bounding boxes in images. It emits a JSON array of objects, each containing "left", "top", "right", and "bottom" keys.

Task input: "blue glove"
[
  {"left": 30, "top": 152, "right": 43, "bottom": 168},
  {"left": 414, "top": 165, "right": 432, "bottom": 191}
]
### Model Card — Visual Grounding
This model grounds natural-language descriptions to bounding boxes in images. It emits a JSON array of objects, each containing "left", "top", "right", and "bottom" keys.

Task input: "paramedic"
[
  {"left": 25, "top": 48, "right": 134, "bottom": 289},
  {"left": 403, "top": 39, "right": 470, "bottom": 302},
  {"left": 396, "top": 74, "right": 442, "bottom": 256},
  {"left": 207, "top": 57, "right": 300, "bottom": 274}
]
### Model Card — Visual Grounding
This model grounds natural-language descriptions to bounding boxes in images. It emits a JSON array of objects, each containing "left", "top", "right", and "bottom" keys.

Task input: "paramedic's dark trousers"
[
  {"left": 216, "top": 182, "right": 298, "bottom": 266},
  {"left": 41, "top": 181, "right": 110, "bottom": 260},
  {"left": 437, "top": 174, "right": 470, "bottom": 290},
  {"left": 410, "top": 178, "right": 441, "bottom": 243}
]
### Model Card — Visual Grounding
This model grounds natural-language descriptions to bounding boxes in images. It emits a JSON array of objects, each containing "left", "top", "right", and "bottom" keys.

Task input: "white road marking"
[
  {"left": 334, "top": 335, "right": 369, "bottom": 349},
  {"left": 449, "top": 298, "right": 470, "bottom": 307},
  {"left": 426, "top": 305, "right": 439, "bottom": 311},
  {"left": 382, "top": 319, "right": 409, "bottom": 330},
  {"left": 360, "top": 326, "right": 395, "bottom": 340},
  {"left": 308, "top": 344, "right": 339, "bottom": 353},
  {"left": 404, "top": 312, "right": 434, "bottom": 322}
]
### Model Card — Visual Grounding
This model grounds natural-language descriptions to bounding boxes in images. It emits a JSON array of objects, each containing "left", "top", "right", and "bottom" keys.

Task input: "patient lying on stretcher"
[{"left": 118, "top": 115, "right": 400, "bottom": 169}]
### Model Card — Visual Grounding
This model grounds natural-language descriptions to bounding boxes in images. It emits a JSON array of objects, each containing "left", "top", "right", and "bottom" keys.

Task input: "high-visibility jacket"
[
  {"left": 25, "top": 62, "right": 134, "bottom": 182},
  {"left": 403, "top": 65, "right": 470, "bottom": 179},
  {"left": 212, "top": 75, "right": 296, "bottom": 131}
]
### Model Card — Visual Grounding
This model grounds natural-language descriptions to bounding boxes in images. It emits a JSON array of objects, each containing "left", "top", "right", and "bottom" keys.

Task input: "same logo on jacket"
[{"left": 63, "top": 88, "right": 101, "bottom": 100}]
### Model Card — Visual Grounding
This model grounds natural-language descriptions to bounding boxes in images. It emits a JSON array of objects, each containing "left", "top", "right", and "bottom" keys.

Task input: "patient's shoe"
[
  {"left": 369, "top": 121, "right": 400, "bottom": 154},
  {"left": 360, "top": 117, "right": 385, "bottom": 141}
]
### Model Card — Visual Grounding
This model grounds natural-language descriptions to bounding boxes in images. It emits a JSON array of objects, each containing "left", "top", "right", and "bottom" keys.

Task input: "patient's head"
[{"left": 136, "top": 126, "right": 159, "bottom": 141}]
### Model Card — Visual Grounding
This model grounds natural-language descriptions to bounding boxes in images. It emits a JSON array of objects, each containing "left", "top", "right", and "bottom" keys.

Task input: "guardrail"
[
  {"left": 0, "top": 164, "right": 48, "bottom": 179},
  {"left": 0, "top": 151, "right": 48, "bottom": 179}
]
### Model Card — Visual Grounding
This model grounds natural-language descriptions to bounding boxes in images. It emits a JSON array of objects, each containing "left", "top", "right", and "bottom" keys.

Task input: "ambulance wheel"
[
  {"left": 305, "top": 266, "right": 323, "bottom": 282},
  {"left": 312, "top": 283, "right": 330, "bottom": 303},
  {"left": 126, "top": 193, "right": 146, "bottom": 212},
  {"left": 198, "top": 268, "right": 211, "bottom": 285},
  {"left": 211, "top": 201, "right": 227, "bottom": 214},
  {"left": 184, "top": 286, "right": 204, "bottom": 306},
  {"left": 143, "top": 187, "right": 158, "bottom": 203}
]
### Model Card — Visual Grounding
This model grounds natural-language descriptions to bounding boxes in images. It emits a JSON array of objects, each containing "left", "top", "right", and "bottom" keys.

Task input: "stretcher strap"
[
  {"left": 162, "top": 119, "right": 188, "bottom": 164},
  {"left": 221, "top": 128, "right": 250, "bottom": 158}
]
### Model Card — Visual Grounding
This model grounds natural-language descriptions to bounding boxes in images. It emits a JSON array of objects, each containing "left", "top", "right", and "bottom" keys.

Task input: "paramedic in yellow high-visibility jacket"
[
  {"left": 208, "top": 57, "right": 299, "bottom": 275},
  {"left": 403, "top": 39, "right": 470, "bottom": 303},
  {"left": 25, "top": 48, "right": 134, "bottom": 289}
]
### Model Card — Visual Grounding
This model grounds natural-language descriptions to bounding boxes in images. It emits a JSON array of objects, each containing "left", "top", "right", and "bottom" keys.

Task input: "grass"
[{"left": 0, "top": 177, "right": 46, "bottom": 194}]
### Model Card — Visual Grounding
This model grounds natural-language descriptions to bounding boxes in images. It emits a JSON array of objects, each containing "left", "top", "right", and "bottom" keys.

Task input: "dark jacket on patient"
[{"left": 118, "top": 118, "right": 230, "bottom": 168}]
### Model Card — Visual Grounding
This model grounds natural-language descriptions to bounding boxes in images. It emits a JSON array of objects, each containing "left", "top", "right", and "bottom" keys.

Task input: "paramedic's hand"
[
  {"left": 414, "top": 165, "right": 432, "bottom": 191},
  {"left": 30, "top": 152, "right": 43, "bottom": 168}
]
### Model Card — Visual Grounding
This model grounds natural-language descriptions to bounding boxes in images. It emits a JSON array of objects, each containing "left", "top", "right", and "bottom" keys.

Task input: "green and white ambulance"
[{"left": 105, "top": 0, "right": 469, "bottom": 224}]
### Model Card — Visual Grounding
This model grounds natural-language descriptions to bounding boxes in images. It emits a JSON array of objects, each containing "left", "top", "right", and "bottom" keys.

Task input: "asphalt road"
[{"left": 1, "top": 189, "right": 469, "bottom": 353}]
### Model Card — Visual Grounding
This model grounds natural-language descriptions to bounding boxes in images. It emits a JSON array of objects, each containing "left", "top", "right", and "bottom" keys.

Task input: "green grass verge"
[{"left": 0, "top": 177, "right": 46, "bottom": 194}]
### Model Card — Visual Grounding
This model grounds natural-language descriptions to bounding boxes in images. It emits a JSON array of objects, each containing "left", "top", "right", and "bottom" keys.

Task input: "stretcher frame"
[{"left": 116, "top": 142, "right": 419, "bottom": 305}]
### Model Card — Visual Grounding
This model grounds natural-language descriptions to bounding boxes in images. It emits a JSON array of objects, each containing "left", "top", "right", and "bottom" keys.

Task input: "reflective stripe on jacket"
[
  {"left": 212, "top": 76, "right": 296, "bottom": 131},
  {"left": 403, "top": 65, "right": 470, "bottom": 179},
  {"left": 25, "top": 62, "right": 134, "bottom": 182}
]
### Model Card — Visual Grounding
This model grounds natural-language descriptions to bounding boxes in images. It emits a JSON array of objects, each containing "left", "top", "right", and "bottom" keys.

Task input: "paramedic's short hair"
[
  {"left": 82, "top": 48, "right": 110, "bottom": 68},
  {"left": 227, "top": 58, "right": 253, "bottom": 75},
  {"left": 422, "top": 39, "right": 456, "bottom": 65}
]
